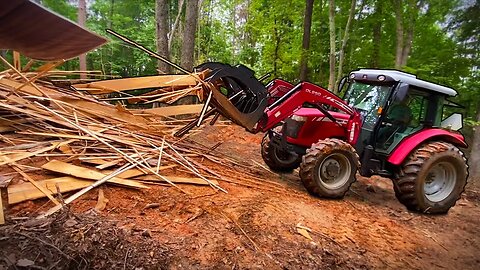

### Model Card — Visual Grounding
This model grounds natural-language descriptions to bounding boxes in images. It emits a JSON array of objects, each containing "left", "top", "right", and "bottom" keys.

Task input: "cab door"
[{"left": 375, "top": 88, "right": 430, "bottom": 153}]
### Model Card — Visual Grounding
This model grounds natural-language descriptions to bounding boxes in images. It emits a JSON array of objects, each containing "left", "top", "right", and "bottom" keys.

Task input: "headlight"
[
  {"left": 377, "top": 75, "right": 386, "bottom": 81},
  {"left": 291, "top": 115, "right": 307, "bottom": 122}
]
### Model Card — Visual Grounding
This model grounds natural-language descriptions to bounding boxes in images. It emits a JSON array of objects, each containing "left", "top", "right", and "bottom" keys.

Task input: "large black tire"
[
  {"left": 261, "top": 133, "right": 301, "bottom": 172},
  {"left": 394, "top": 141, "right": 468, "bottom": 214},
  {"left": 299, "top": 139, "right": 360, "bottom": 198}
]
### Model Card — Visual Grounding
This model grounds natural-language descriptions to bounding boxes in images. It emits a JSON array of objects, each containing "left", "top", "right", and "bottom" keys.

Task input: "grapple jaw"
[{"left": 196, "top": 62, "right": 268, "bottom": 132}]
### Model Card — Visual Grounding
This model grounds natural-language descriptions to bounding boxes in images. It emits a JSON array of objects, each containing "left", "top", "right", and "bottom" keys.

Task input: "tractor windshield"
[{"left": 344, "top": 82, "right": 391, "bottom": 129}]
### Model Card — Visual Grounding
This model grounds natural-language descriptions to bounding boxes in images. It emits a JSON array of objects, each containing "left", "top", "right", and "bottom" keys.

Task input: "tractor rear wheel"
[
  {"left": 299, "top": 139, "right": 360, "bottom": 198},
  {"left": 394, "top": 142, "right": 468, "bottom": 214},
  {"left": 261, "top": 133, "right": 301, "bottom": 172}
]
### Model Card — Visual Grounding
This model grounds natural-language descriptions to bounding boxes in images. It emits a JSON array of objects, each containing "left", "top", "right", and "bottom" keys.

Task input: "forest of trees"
[{"left": 8, "top": 0, "right": 480, "bottom": 178}]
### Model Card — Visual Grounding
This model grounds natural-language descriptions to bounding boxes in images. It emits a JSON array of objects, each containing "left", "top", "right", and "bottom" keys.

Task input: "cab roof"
[{"left": 351, "top": 69, "right": 457, "bottom": 97}]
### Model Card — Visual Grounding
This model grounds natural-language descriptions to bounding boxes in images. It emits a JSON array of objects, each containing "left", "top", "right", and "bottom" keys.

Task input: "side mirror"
[
  {"left": 393, "top": 83, "right": 409, "bottom": 102},
  {"left": 338, "top": 76, "right": 348, "bottom": 93}
]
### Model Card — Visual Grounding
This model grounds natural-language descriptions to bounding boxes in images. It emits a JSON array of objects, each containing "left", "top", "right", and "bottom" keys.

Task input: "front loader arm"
[
  {"left": 257, "top": 81, "right": 361, "bottom": 144},
  {"left": 181, "top": 63, "right": 361, "bottom": 144}
]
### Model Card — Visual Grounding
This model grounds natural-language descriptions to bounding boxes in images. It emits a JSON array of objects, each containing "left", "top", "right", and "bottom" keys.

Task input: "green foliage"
[{"left": 32, "top": 0, "right": 477, "bottom": 122}]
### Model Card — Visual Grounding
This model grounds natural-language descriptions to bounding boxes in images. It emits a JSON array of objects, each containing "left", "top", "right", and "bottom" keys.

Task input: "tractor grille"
[{"left": 284, "top": 118, "right": 304, "bottom": 138}]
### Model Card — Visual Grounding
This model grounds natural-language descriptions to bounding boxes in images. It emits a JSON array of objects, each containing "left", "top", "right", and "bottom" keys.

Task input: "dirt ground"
[{"left": 1, "top": 125, "right": 479, "bottom": 269}]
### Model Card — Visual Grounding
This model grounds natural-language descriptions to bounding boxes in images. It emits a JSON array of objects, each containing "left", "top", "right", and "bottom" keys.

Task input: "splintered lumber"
[
  {"left": 72, "top": 73, "right": 205, "bottom": 94},
  {"left": 135, "top": 175, "right": 219, "bottom": 186},
  {"left": 12, "top": 163, "right": 60, "bottom": 206},
  {"left": 41, "top": 160, "right": 148, "bottom": 189},
  {"left": 104, "top": 164, "right": 177, "bottom": 179},
  {"left": 56, "top": 97, "right": 153, "bottom": 129},
  {"left": 135, "top": 104, "right": 204, "bottom": 117},
  {"left": 8, "top": 177, "right": 92, "bottom": 205},
  {"left": 38, "top": 154, "right": 157, "bottom": 218},
  {"left": 0, "top": 140, "right": 74, "bottom": 166}
]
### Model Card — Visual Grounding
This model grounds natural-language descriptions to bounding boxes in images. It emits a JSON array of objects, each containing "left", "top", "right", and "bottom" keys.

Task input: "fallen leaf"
[
  {"left": 16, "top": 259, "right": 34, "bottom": 267},
  {"left": 297, "top": 227, "right": 313, "bottom": 240}
]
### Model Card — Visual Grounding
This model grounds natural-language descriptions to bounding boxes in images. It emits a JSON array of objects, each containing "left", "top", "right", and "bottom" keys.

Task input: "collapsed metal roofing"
[{"left": 0, "top": 0, "right": 107, "bottom": 61}]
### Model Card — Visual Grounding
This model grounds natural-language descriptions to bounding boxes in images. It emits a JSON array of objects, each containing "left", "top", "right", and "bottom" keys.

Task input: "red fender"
[{"left": 387, "top": 128, "right": 467, "bottom": 166}]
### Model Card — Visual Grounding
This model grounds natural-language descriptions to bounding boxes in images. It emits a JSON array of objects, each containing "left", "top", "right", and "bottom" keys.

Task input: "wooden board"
[
  {"left": 0, "top": 77, "right": 56, "bottom": 97},
  {"left": 102, "top": 164, "right": 177, "bottom": 179},
  {"left": 57, "top": 97, "right": 153, "bottom": 129},
  {"left": 41, "top": 160, "right": 148, "bottom": 189},
  {"left": 135, "top": 104, "right": 204, "bottom": 117},
  {"left": 8, "top": 176, "right": 92, "bottom": 204},
  {"left": 72, "top": 73, "right": 204, "bottom": 95},
  {"left": 134, "top": 175, "right": 219, "bottom": 186}
]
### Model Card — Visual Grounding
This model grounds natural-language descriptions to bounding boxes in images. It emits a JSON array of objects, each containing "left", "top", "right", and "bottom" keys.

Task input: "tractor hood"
[
  {"left": 293, "top": 108, "right": 350, "bottom": 121},
  {"left": 0, "top": 0, "right": 107, "bottom": 61}
]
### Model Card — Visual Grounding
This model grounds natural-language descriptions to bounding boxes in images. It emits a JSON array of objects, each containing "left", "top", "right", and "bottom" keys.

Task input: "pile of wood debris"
[{"left": 0, "top": 62, "right": 237, "bottom": 222}]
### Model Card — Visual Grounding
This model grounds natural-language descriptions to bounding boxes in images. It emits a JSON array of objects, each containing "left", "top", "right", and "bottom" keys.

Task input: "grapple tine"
[{"left": 196, "top": 62, "right": 268, "bottom": 132}]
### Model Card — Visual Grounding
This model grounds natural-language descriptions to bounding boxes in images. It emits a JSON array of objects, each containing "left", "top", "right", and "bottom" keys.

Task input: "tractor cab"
[{"left": 343, "top": 69, "right": 464, "bottom": 177}]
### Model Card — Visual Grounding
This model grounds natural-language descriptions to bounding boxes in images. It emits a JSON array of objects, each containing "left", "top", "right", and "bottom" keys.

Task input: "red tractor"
[{"left": 180, "top": 63, "right": 468, "bottom": 214}]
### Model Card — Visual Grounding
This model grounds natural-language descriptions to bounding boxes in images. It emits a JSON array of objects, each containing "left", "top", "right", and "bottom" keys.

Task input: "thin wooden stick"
[
  {"left": 14, "top": 60, "right": 65, "bottom": 91},
  {"left": 156, "top": 136, "right": 166, "bottom": 174}
]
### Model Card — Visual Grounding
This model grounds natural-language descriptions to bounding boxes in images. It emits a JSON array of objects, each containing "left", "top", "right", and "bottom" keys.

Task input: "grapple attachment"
[{"left": 196, "top": 62, "right": 268, "bottom": 132}]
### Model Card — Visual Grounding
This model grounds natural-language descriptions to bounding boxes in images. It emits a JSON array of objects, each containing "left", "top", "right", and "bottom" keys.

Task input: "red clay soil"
[{"left": 1, "top": 125, "right": 479, "bottom": 269}]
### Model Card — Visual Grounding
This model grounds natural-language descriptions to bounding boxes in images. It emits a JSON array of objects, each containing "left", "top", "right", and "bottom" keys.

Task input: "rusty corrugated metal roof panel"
[{"left": 0, "top": 0, "right": 107, "bottom": 61}]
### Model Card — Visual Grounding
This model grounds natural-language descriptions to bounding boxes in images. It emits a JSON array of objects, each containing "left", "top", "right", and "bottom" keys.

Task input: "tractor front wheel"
[
  {"left": 261, "top": 133, "right": 301, "bottom": 172},
  {"left": 299, "top": 139, "right": 360, "bottom": 198},
  {"left": 394, "top": 142, "right": 468, "bottom": 214}
]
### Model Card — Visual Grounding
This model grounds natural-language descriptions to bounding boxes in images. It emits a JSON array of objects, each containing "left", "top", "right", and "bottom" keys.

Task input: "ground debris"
[{"left": 0, "top": 209, "right": 170, "bottom": 269}]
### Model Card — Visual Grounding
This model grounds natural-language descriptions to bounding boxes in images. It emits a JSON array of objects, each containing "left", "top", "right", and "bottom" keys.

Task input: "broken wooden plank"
[
  {"left": 135, "top": 104, "right": 203, "bottom": 117},
  {"left": 12, "top": 163, "right": 61, "bottom": 206},
  {"left": 103, "top": 164, "right": 177, "bottom": 179},
  {"left": 38, "top": 154, "right": 156, "bottom": 218},
  {"left": 8, "top": 176, "right": 91, "bottom": 204},
  {"left": 41, "top": 160, "right": 148, "bottom": 189},
  {"left": 134, "top": 175, "right": 219, "bottom": 186},
  {"left": 0, "top": 140, "right": 74, "bottom": 166},
  {"left": 72, "top": 73, "right": 206, "bottom": 94}
]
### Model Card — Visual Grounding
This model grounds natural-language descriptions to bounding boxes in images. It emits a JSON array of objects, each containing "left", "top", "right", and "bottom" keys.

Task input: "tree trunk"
[
  {"left": 78, "top": 0, "right": 87, "bottom": 79},
  {"left": 273, "top": 19, "right": 280, "bottom": 77},
  {"left": 156, "top": 0, "right": 171, "bottom": 74},
  {"left": 393, "top": 0, "right": 404, "bottom": 70},
  {"left": 327, "top": 0, "right": 336, "bottom": 92},
  {"left": 335, "top": 0, "right": 356, "bottom": 91},
  {"left": 371, "top": 1, "right": 382, "bottom": 68},
  {"left": 400, "top": 0, "right": 416, "bottom": 67},
  {"left": 180, "top": 0, "right": 199, "bottom": 71},
  {"left": 470, "top": 104, "right": 480, "bottom": 181},
  {"left": 300, "top": 0, "right": 314, "bottom": 81},
  {"left": 169, "top": 0, "right": 185, "bottom": 52}
]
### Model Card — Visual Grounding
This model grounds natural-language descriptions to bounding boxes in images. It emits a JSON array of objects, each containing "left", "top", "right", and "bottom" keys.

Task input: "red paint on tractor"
[
  {"left": 287, "top": 108, "right": 350, "bottom": 147},
  {"left": 387, "top": 128, "right": 467, "bottom": 165}
]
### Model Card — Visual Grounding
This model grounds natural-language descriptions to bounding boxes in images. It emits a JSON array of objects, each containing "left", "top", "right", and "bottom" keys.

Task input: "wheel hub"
[
  {"left": 318, "top": 153, "right": 351, "bottom": 189},
  {"left": 323, "top": 160, "right": 340, "bottom": 179},
  {"left": 424, "top": 162, "right": 457, "bottom": 203}
]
